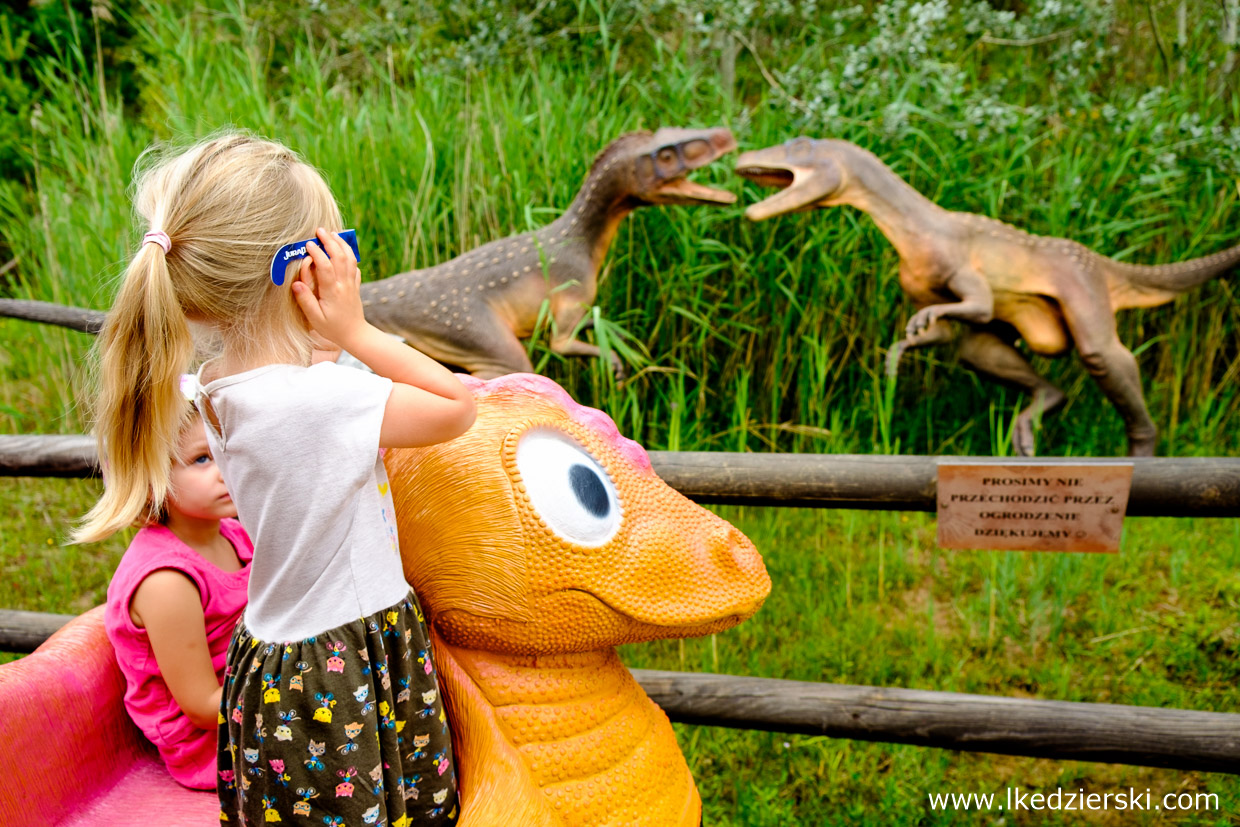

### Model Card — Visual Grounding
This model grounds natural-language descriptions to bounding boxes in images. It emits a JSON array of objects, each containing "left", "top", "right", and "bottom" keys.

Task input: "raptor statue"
[
  {"left": 737, "top": 137, "right": 1240, "bottom": 456},
  {"left": 361, "top": 127, "right": 737, "bottom": 377},
  {"left": 0, "top": 127, "right": 738, "bottom": 379}
]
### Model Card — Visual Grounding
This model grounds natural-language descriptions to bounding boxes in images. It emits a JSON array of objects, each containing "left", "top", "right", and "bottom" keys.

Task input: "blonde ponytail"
[
  {"left": 74, "top": 131, "right": 343, "bottom": 542},
  {"left": 74, "top": 243, "right": 194, "bottom": 542}
]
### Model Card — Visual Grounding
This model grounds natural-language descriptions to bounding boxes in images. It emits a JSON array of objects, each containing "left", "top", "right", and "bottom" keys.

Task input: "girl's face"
[{"left": 168, "top": 418, "right": 236, "bottom": 522}]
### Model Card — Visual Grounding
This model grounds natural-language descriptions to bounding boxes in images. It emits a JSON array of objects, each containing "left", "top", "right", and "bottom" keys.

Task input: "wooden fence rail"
[
  {"left": 0, "top": 299, "right": 104, "bottom": 333},
  {"left": 0, "top": 608, "right": 77, "bottom": 653},
  {"left": 3, "top": 610, "right": 1237, "bottom": 774},
  {"left": 633, "top": 670, "right": 1240, "bottom": 775},
  {"left": 4, "top": 434, "right": 1240, "bottom": 516}
]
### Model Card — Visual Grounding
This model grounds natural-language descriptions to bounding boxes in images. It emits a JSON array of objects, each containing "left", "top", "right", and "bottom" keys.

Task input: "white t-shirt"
[{"left": 196, "top": 362, "right": 408, "bottom": 642}]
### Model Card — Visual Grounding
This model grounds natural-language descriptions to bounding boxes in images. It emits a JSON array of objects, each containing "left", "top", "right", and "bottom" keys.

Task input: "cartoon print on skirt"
[{"left": 218, "top": 590, "right": 459, "bottom": 825}]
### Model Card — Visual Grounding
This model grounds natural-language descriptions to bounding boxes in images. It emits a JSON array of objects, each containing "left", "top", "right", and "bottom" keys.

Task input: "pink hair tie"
[{"left": 143, "top": 230, "right": 171, "bottom": 254}]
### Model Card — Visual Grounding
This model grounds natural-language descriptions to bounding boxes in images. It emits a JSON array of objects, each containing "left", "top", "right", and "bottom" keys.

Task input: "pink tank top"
[{"left": 104, "top": 518, "right": 252, "bottom": 789}]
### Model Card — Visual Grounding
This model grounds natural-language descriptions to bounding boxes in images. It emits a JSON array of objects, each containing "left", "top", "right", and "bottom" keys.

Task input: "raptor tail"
[{"left": 1106, "top": 242, "right": 1240, "bottom": 310}]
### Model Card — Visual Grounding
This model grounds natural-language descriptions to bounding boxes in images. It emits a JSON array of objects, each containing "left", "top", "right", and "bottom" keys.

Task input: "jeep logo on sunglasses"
[{"left": 270, "top": 229, "right": 360, "bottom": 286}]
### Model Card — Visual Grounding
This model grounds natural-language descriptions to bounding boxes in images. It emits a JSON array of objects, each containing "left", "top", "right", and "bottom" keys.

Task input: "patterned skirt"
[{"left": 217, "top": 590, "right": 459, "bottom": 825}]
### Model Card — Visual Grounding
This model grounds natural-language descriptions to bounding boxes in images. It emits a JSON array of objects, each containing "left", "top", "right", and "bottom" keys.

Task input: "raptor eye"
[
  {"left": 516, "top": 428, "right": 622, "bottom": 547},
  {"left": 682, "top": 139, "right": 708, "bottom": 161}
]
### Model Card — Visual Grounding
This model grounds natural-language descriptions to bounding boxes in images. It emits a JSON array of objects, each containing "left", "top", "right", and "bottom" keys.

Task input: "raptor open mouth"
[
  {"left": 653, "top": 176, "right": 738, "bottom": 205},
  {"left": 735, "top": 165, "right": 795, "bottom": 190},
  {"left": 735, "top": 155, "right": 825, "bottom": 222}
]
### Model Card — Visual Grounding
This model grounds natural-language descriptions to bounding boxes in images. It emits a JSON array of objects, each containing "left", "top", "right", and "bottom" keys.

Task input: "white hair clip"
[{"left": 179, "top": 373, "right": 202, "bottom": 403}]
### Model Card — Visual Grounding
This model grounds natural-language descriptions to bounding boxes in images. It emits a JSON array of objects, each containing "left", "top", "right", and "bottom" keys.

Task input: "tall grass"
[{"left": 2, "top": 0, "right": 1238, "bottom": 458}]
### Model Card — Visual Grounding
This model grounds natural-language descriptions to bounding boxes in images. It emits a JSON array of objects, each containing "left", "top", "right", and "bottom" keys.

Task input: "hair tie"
[{"left": 143, "top": 230, "right": 171, "bottom": 254}]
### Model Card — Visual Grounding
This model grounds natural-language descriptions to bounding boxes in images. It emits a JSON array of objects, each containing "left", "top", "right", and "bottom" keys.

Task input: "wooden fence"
[
  {"left": 5, "top": 434, "right": 1240, "bottom": 516},
  {"left": 3, "top": 434, "right": 1239, "bottom": 773}
]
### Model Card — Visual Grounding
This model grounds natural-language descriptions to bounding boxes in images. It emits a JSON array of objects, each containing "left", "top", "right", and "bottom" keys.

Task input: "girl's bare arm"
[
  {"left": 130, "top": 570, "right": 222, "bottom": 730},
  {"left": 292, "top": 228, "right": 477, "bottom": 448}
]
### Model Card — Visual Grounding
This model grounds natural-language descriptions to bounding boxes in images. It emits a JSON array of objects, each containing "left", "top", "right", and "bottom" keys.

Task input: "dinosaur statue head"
[
  {"left": 591, "top": 127, "right": 739, "bottom": 206},
  {"left": 385, "top": 373, "right": 770, "bottom": 656},
  {"left": 735, "top": 137, "right": 848, "bottom": 221}
]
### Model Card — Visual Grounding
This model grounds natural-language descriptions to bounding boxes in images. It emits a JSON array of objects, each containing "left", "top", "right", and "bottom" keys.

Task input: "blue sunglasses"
[{"left": 270, "top": 229, "right": 360, "bottom": 286}]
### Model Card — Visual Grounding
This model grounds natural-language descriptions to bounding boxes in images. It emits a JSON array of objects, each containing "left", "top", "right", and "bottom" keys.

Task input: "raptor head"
[
  {"left": 592, "top": 127, "right": 739, "bottom": 207},
  {"left": 735, "top": 137, "right": 847, "bottom": 221},
  {"left": 385, "top": 373, "right": 770, "bottom": 656}
]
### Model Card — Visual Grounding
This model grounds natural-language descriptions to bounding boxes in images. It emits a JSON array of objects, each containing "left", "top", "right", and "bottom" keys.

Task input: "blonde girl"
[{"left": 78, "top": 133, "right": 475, "bottom": 824}]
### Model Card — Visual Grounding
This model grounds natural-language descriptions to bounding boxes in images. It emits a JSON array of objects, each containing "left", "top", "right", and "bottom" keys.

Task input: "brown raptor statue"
[
  {"left": 737, "top": 137, "right": 1240, "bottom": 456},
  {"left": 0, "top": 128, "right": 738, "bottom": 379},
  {"left": 361, "top": 127, "right": 737, "bottom": 378}
]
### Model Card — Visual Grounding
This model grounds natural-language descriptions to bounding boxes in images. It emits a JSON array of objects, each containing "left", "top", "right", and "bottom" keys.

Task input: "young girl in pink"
[{"left": 104, "top": 407, "right": 252, "bottom": 789}]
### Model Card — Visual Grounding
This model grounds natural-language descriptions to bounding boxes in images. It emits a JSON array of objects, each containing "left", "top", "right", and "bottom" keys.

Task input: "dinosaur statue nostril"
[{"left": 710, "top": 524, "right": 763, "bottom": 576}]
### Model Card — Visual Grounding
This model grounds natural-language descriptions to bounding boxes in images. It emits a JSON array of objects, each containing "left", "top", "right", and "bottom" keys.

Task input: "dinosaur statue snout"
[
  {"left": 572, "top": 474, "right": 769, "bottom": 633},
  {"left": 736, "top": 141, "right": 842, "bottom": 221}
]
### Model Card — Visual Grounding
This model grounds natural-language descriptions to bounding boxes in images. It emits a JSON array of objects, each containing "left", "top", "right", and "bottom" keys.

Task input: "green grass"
[
  {"left": 622, "top": 507, "right": 1240, "bottom": 825},
  {"left": 2, "top": 0, "right": 1240, "bottom": 823}
]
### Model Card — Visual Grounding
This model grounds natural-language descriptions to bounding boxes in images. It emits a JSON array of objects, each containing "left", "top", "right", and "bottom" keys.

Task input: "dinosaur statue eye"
[
  {"left": 787, "top": 136, "right": 814, "bottom": 159},
  {"left": 682, "top": 139, "right": 708, "bottom": 161},
  {"left": 516, "top": 428, "right": 622, "bottom": 547}
]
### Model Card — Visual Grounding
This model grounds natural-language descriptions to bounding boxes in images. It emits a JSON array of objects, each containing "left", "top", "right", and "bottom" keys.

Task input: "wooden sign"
[{"left": 936, "top": 461, "right": 1134, "bottom": 553}]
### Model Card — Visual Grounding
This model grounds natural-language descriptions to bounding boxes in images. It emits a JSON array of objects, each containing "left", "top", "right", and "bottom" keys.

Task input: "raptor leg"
[
  {"left": 550, "top": 301, "right": 625, "bottom": 378},
  {"left": 461, "top": 335, "right": 535, "bottom": 380},
  {"left": 959, "top": 328, "right": 1065, "bottom": 457},
  {"left": 1058, "top": 298, "right": 1157, "bottom": 456},
  {"left": 886, "top": 317, "right": 956, "bottom": 378}
]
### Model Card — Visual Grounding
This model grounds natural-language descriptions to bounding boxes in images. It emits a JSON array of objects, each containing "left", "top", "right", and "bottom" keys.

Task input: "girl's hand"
[{"left": 291, "top": 228, "right": 367, "bottom": 352}]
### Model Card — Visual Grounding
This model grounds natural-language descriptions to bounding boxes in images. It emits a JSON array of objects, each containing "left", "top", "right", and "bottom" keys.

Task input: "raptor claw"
[
  {"left": 905, "top": 308, "right": 936, "bottom": 338},
  {"left": 608, "top": 351, "right": 627, "bottom": 382},
  {"left": 1013, "top": 419, "right": 1037, "bottom": 457}
]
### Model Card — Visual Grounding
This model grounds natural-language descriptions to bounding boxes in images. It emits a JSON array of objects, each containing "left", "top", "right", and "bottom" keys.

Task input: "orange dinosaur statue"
[
  {"left": 736, "top": 137, "right": 1240, "bottom": 456},
  {"left": 384, "top": 373, "right": 771, "bottom": 826}
]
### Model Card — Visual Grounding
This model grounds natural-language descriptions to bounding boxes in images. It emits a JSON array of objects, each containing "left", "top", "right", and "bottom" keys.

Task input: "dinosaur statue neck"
[
  {"left": 835, "top": 147, "right": 948, "bottom": 259},
  {"left": 540, "top": 165, "right": 637, "bottom": 271},
  {"left": 446, "top": 643, "right": 699, "bottom": 825},
  {"left": 361, "top": 161, "right": 633, "bottom": 306}
]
